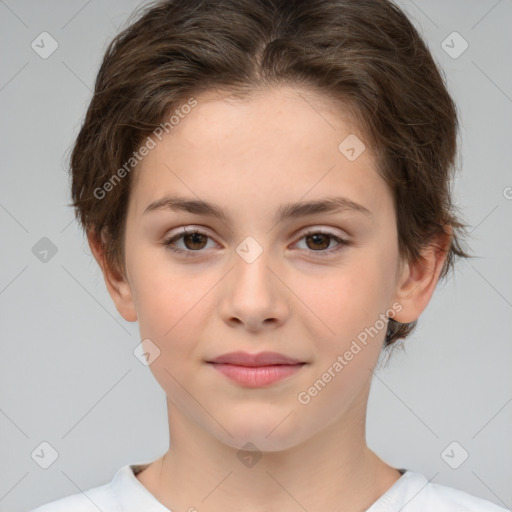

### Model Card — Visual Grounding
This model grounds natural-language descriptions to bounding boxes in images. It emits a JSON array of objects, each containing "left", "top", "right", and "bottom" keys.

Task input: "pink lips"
[{"left": 207, "top": 351, "right": 306, "bottom": 388}]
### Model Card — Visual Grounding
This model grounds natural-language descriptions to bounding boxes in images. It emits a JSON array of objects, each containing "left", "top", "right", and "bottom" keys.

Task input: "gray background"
[{"left": 1, "top": 1, "right": 511, "bottom": 510}]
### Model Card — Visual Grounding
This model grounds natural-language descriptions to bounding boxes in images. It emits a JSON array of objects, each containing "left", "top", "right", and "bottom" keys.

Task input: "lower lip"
[{"left": 208, "top": 363, "right": 305, "bottom": 387}]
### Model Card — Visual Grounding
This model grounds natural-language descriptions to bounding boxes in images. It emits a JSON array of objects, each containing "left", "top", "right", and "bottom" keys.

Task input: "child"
[{"left": 29, "top": 0, "right": 509, "bottom": 510}]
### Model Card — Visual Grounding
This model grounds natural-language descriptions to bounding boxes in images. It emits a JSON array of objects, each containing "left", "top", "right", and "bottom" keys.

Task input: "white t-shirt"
[{"left": 28, "top": 463, "right": 509, "bottom": 512}]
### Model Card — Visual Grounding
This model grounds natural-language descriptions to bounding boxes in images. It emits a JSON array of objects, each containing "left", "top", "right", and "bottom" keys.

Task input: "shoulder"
[
  {"left": 26, "top": 476, "right": 119, "bottom": 512},
  {"left": 26, "top": 463, "right": 155, "bottom": 512},
  {"left": 382, "top": 471, "right": 510, "bottom": 512},
  {"left": 419, "top": 478, "right": 509, "bottom": 511}
]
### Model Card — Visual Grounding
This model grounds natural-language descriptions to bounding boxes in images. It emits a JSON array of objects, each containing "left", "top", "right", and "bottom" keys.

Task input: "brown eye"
[
  {"left": 182, "top": 231, "right": 208, "bottom": 250},
  {"left": 164, "top": 228, "right": 215, "bottom": 254},
  {"left": 305, "top": 233, "right": 331, "bottom": 251},
  {"left": 294, "top": 230, "right": 350, "bottom": 257}
]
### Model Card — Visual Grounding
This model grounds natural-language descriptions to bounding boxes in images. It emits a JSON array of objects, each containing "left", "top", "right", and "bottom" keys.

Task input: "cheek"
[
  {"left": 127, "top": 246, "right": 190, "bottom": 338},
  {"left": 293, "top": 254, "right": 399, "bottom": 399},
  {"left": 301, "top": 257, "right": 395, "bottom": 340},
  {"left": 131, "top": 267, "right": 204, "bottom": 387},
  {"left": 129, "top": 255, "right": 220, "bottom": 372},
  {"left": 293, "top": 262, "right": 393, "bottom": 417},
  {"left": 136, "top": 276, "right": 196, "bottom": 340}
]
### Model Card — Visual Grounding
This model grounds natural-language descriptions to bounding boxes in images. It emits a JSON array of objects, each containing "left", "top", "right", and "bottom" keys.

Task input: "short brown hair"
[{"left": 69, "top": 0, "right": 470, "bottom": 346}]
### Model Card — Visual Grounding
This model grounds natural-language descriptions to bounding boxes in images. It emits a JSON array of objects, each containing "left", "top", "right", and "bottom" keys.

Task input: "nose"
[{"left": 218, "top": 248, "right": 290, "bottom": 332}]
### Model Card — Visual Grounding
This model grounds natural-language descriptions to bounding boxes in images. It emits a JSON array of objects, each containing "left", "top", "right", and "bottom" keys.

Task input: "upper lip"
[{"left": 207, "top": 351, "right": 304, "bottom": 366}]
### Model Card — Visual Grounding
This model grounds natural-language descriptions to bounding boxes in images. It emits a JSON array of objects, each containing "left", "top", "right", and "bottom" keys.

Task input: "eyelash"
[{"left": 162, "top": 227, "right": 350, "bottom": 257}]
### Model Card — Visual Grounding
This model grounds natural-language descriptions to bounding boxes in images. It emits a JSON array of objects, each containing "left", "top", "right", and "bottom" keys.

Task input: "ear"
[
  {"left": 391, "top": 227, "right": 452, "bottom": 324},
  {"left": 87, "top": 228, "right": 138, "bottom": 322}
]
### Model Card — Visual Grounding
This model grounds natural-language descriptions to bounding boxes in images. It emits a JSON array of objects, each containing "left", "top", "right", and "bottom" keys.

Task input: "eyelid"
[
  {"left": 293, "top": 225, "right": 350, "bottom": 239},
  {"left": 164, "top": 225, "right": 217, "bottom": 243},
  {"left": 165, "top": 224, "right": 349, "bottom": 241}
]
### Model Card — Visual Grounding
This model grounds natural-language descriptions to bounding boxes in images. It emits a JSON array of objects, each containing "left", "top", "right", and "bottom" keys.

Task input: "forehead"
[
  {"left": 176, "top": 85, "right": 364, "bottom": 149},
  {"left": 128, "top": 85, "right": 389, "bottom": 222}
]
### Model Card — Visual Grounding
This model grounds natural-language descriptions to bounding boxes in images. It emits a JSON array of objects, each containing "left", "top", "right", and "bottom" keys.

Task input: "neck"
[{"left": 136, "top": 395, "right": 401, "bottom": 512}]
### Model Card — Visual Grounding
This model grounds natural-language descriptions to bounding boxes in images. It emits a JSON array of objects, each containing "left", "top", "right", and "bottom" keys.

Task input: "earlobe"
[
  {"left": 392, "top": 228, "right": 452, "bottom": 324},
  {"left": 87, "top": 229, "right": 138, "bottom": 322}
]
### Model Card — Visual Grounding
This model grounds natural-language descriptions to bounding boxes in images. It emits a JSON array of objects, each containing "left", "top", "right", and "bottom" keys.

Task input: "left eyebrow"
[{"left": 143, "top": 195, "right": 373, "bottom": 223}]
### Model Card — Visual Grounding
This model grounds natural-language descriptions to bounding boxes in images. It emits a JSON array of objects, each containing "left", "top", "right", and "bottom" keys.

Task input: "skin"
[{"left": 89, "top": 84, "right": 450, "bottom": 511}]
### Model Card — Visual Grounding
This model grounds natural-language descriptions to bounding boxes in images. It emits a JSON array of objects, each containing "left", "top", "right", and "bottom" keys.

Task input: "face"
[{"left": 101, "top": 85, "right": 420, "bottom": 452}]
